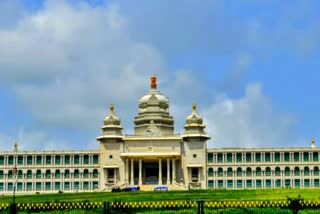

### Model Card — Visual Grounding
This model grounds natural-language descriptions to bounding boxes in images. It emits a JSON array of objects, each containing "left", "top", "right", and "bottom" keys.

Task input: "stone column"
[
  {"left": 130, "top": 159, "right": 134, "bottom": 185},
  {"left": 158, "top": 158, "right": 162, "bottom": 185},
  {"left": 172, "top": 159, "right": 176, "bottom": 184},
  {"left": 167, "top": 158, "right": 170, "bottom": 185},
  {"left": 139, "top": 159, "right": 142, "bottom": 185},
  {"left": 126, "top": 158, "right": 129, "bottom": 184},
  {"left": 114, "top": 168, "right": 117, "bottom": 184}
]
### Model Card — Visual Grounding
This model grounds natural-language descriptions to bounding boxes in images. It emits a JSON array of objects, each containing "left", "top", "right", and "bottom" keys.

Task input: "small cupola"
[
  {"left": 311, "top": 137, "right": 316, "bottom": 148},
  {"left": 97, "top": 104, "right": 123, "bottom": 141},
  {"left": 182, "top": 103, "right": 210, "bottom": 140}
]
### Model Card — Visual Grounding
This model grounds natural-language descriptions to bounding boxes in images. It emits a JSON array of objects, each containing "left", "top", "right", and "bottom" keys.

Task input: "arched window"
[
  {"left": 304, "top": 166, "right": 310, "bottom": 176},
  {"left": 256, "top": 167, "right": 262, "bottom": 176},
  {"left": 246, "top": 167, "right": 252, "bottom": 176},
  {"left": 285, "top": 167, "right": 290, "bottom": 176},
  {"left": 55, "top": 169, "right": 61, "bottom": 178},
  {"left": 83, "top": 169, "right": 89, "bottom": 178},
  {"left": 275, "top": 167, "right": 281, "bottom": 176},
  {"left": 208, "top": 168, "right": 214, "bottom": 177},
  {"left": 314, "top": 166, "right": 319, "bottom": 176},
  {"left": 93, "top": 169, "right": 99, "bottom": 178},
  {"left": 27, "top": 170, "right": 32, "bottom": 179},
  {"left": 65, "top": 169, "right": 70, "bottom": 178},
  {"left": 45, "top": 169, "right": 51, "bottom": 178},
  {"left": 237, "top": 167, "right": 242, "bottom": 176},
  {"left": 36, "top": 170, "right": 42, "bottom": 179},
  {"left": 227, "top": 167, "right": 233, "bottom": 176},
  {"left": 265, "top": 167, "right": 271, "bottom": 176},
  {"left": 218, "top": 168, "right": 223, "bottom": 176},
  {"left": 74, "top": 169, "right": 80, "bottom": 178},
  {"left": 294, "top": 167, "right": 300, "bottom": 176}
]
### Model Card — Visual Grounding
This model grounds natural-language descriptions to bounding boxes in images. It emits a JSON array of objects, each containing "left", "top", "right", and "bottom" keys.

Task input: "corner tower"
[
  {"left": 134, "top": 76, "right": 174, "bottom": 136},
  {"left": 97, "top": 104, "right": 124, "bottom": 189},
  {"left": 181, "top": 103, "right": 210, "bottom": 189}
]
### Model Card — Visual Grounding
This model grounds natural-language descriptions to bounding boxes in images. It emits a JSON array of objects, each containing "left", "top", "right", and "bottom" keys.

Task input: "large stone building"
[{"left": 0, "top": 76, "right": 319, "bottom": 193}]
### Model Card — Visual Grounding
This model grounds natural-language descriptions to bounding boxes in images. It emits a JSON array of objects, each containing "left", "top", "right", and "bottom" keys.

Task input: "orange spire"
[{"left": 150, "top": 76, "right": 157, "bottom": 89}]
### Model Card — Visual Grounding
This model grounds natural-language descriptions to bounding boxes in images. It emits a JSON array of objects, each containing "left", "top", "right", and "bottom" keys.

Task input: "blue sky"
[{"left": 0, "top": 0, "right": 320, "bottom": 151}]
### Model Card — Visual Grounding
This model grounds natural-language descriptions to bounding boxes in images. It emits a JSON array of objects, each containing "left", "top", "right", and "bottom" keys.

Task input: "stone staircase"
[{"left": 138, "top": 184, "right": 187, "bottom": 191}]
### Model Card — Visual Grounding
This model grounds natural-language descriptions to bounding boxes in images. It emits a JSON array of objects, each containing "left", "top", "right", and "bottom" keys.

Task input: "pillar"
[
  {"left": 172, "top": 159, "right": 176, "bottom": 184},
  {"left": 139, "top": 159, "right": 142, "bottom": 185},
  {"left": 130, "top": 159, "right": 134, "bottom": 185},
  {"left": 125, "top": 158, "right": 129, "bottom": 184},
  {"left": 167, "top": 158, "right": 170, "bottom": 185},
  {"left": 158, "top": 158, "right": 162, "bottom": 185}
]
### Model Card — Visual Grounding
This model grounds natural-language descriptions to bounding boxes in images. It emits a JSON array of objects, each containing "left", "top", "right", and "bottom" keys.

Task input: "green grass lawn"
[{"left": 2, "top": 188, "right": 320, "bottom": 204}]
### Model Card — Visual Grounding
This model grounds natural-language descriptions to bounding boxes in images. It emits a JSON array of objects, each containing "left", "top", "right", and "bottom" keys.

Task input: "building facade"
[{"left": 0, "top": 76, "right": 318, "bottom": 193}]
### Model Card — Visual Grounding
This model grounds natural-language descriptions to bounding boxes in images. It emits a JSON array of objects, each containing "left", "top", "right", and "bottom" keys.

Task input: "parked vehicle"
[
  {"left": 153, "top": 185, "right": 168, "bottom": 191},
  {"left": 122, "top": 186, "right": 140, "bottom": 191}
]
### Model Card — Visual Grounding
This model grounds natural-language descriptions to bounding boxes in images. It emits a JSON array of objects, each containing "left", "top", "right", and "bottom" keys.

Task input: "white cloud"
[{"left": 204, "top": 83, "right": 296, "bottom": 148}]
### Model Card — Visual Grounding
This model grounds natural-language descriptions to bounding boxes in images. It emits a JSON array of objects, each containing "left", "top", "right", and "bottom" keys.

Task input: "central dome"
[{"left": 134, "top": 76, "right": 174, "bottom": 136}]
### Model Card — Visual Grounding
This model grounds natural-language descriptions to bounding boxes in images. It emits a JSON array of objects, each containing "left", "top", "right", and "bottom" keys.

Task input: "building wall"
[
  {"left": 0, "top": 151, "right": 99, "bottom": 193},
  {"left": 207, "top": 148, "right": 320, "bottom": 189}
]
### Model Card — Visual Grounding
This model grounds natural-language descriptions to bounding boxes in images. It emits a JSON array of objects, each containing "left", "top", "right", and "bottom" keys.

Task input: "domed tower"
[
  {"left": 97, "top": 104, "right": 123, "bottom": 139},
  {"left": 97, "top": 104, "right": 124, "bottom": 189},
  {"left": 134, "top": 76, "right": 174, "bottom": 136},
  {"left": 181, "top": 103, "right": 210, "bottom": 189}
]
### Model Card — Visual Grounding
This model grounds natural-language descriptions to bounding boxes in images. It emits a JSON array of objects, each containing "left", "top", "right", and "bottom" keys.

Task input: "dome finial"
[
  {"left": 13, "top": 142, "right": 18, "bottom": 152},
  {"left": 192, "top": 103, "right": 197, "bottom": 112},
  {"left": 311, "top": 137, "right": 316, "bottom": 148},
  {"left": 109, "top": 103, "right": 114, "bottom": 113},
  {"left": 150, "top": 75, "right": 157, "bottom": 89}
]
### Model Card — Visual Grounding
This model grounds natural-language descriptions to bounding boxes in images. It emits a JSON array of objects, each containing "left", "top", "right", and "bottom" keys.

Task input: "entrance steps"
[{"left": 138, "top": 184, "right": 187, "bottom": 191}]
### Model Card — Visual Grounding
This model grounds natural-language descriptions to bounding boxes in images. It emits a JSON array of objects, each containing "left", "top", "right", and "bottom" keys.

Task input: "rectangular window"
[
  {"left": 83, "top": 182, "right": 89, "bottom": 190},
  {"left": 237, "top": 180, "right": 242, "bottom": 188},
  {"left": 227, "top": 180, "right": 233, "bottom": 188},
  {"left": 284, "top": 153, "right": 290, "bottom": 162},
  {"left": 256, "top": 180, "right": 262, "bottom": 188},
  {"left": 36, "top": 182, "right": 41, "bottom": 191},
  {"left": 18, "top": 156, "right": 23, "bottom": 165},
  {"left": 93, "top": 182, "right": 98, "bottom": 189},
  {"left": 36, "top": 156, "right": 42, "bottom": 165},
  {"left": 217, "top": 153, "right": 223, "bottom": 163},
  {"left": 55, "top": 156, "right": 61, "bottom": 165},
  {"left": 27, "top": 156, "right": 33, "bottom": 165},
  {"left": 246, "top": 153, "right": 251, "bottom": 163},
  {"left": 294, "top": 179, "right": 300, "bottom": 187},
  {"left": 0, "top": 156, "right": 4, "bottom": 165},
  {"left": 294, "top": 153, "right": 299, "bottom": 162},
  {"left": 55, "top": 182, "right": 61, "bottom": 190},
  {"left": 255, "top": 153, "right": 261, "bottom": 162},
  {"left": 227, "top": 153, "right": 232, "bottom": 163},
  {"left": 8, "top": 183, "right": 13, "bottom": 191},
  {"left": 208, "top": 180, "right": 214, "bottom": 188},
  {"left": 46, "top": 156, "right": 51, "bottom": 165},
  {"left": 236, "top": 153, "right": 242, "bottom": 163},
  {"left": 74, "top": 155, "right": 80, "bottom": 164},
  {"left": 265, "top": 153, "right": 271, "bottom": 162},
  {"left": 285, "top": 179, "right": 291, "bottom": 187},
  {"left": 314, "top": 179, "right": 319, "bottom": 187},
  {"left": 84, "top": 155, "right": 89, "bottom": 164},
  {"left": 303, "top": 152, "right": 309, "bottom": 162},
  {"left": 27, "top": 182, "right": 32, "bottom": 191},
  {"left": 274, "top": 153, "right": 280, "bottom": 162},
  {"left": 266, "top": 180, "right": 271, "bottom": 188},
  {"left": 304, "top": 179, "right": 310, "bottom": 188},
  {"left": 0, "top": 183, "right": 3, "bottom": 191},
  {"left": 207, "top": 153, "right": 213, "bottom": 163},
  {"left": 65, "top": 155, "right": 70, "bottom": 164},
  {"left": 64, "top": 182, "right": 70, "bottom": 190},
  {"left": 246, "top": 180, "right": 252, "bottom": 188},
  {"left": 74, "top": 181, "right": 80, "bottom": 190},
  {"left": 8, "top": 156, "right": 14, "bottom": 165},
  {"left": 313, "top": 152, "right": 319, "bottom": 161},
  {"left": 276, "top": 179, "right": 281, "bottom": 188},
  {"left": 218, "top": 180, "right": 224, "bottom": 188},
  {"left": 45, "top": 182, "right": 51, "bottom": 190},
  {"left": 17, "top": 182, "right": 23, "bottom": 191}
]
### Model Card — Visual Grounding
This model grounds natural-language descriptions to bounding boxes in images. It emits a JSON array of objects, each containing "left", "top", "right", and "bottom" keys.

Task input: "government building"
[{"left": 0, "top": 76, "right": 319, "bottom": 193}]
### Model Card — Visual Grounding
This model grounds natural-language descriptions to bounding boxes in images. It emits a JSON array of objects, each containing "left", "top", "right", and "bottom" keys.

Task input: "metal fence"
[{"left": 1, "top": 199, "right": 320, "bottom": 214}]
